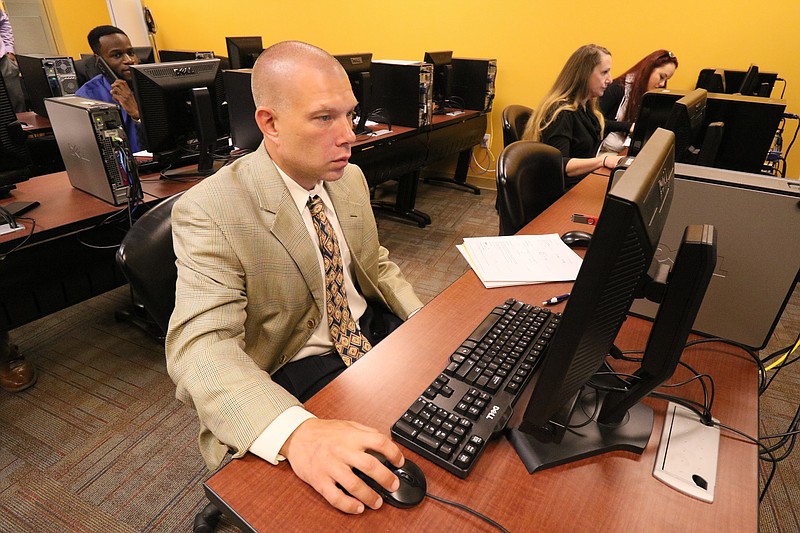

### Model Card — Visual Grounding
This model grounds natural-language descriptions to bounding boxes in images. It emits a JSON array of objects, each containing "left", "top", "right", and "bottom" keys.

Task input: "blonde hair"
[{"left": 523, "top": 44, "right": 610, "bottom": 142}]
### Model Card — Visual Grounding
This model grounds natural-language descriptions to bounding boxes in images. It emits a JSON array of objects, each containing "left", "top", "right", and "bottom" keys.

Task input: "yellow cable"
[{"left": 763, "top": 336, "right": 800, "bottom": 372}]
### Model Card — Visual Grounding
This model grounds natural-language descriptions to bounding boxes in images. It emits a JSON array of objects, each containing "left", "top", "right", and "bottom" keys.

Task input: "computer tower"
[
  {"left": 44, "top": 96, "right": 140, "bottom": 206},
  {"left": 371, "top": 61, "right": 433, "bottom": 128},
  {"left": 452, "top": 58, "right": 497, "bottom": 112},
  {"left": 222, "top": 69, "right": 261, "bottom": 151},
  {"left": 17, "top": 54, "right": 78, "bottom": 117}
]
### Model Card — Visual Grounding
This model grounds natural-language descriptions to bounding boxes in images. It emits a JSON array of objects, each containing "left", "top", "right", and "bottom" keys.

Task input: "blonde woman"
[{"left": 523, "top": 44, "right": 625, "bottom": 187}]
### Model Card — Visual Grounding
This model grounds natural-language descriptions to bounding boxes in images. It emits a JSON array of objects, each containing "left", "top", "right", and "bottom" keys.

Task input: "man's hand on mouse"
[{"left": 280, "top": 418, "right": 404, "bottom": 514}]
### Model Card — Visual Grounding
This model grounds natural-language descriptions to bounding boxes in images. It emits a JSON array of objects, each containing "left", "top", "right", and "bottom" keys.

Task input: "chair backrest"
[
  {"left": 116, "top": 193, "right": 183, "bottom": 334},
  {"left": 501, "top": 104, "right": 534, "bottom": 147},
  {"left": 496, "top": 141, "right": 565, "bottom": 236}
]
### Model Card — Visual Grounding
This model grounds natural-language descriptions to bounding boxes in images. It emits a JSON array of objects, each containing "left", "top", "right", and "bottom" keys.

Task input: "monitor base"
[{"left": 508, "top": 390, "right": 654, "bottom": 474}]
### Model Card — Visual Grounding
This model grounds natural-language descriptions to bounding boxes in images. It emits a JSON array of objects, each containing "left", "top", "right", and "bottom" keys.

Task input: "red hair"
[{"left": 613, "top": 50, "right": 678, "bottom": 123}]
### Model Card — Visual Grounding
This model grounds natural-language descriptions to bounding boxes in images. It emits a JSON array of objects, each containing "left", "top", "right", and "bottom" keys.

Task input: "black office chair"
[
  {"left": 496, "top": 141, "right": 565, "bottom": 236},
  {"left": 115, "top": 193, "right": 183, "bottom": 337},
  {"left": 115, "top": 192, "right": 222, "bottom": 532},
  {"left": 501, "top": 104, "right": 534, "bottom": 147}
]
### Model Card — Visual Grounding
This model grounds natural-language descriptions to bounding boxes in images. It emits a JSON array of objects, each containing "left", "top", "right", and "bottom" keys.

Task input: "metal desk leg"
[{"left": 424, "top": 149, "right": 482, "bottom": 195}]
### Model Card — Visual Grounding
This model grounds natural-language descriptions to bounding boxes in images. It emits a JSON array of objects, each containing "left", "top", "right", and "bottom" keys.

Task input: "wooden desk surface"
[
  {"left": 205, "top": 174, "right": 759, "bottom": 532},
  {"left": 17, "top": 111, "right": 51, "bottom": 134},
  {"left": 0, "top": 170, "right": 195, "bottom": 246}
]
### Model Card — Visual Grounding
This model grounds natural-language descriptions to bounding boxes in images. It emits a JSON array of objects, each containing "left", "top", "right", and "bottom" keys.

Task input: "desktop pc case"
[
  {"left": 612, "top": 162, "right": 800, "bottom": 349},
  {"left": 17, "top": 54, "right": 79, "bottom": 117},
  {"left": 44, "top": 96, "right": 140, "bottom": 206},
  {"left": 371, "top": 61, "right": 433, "bottom": 128},
  {"left": 451, "top": 58, "right": 497, "bottom": 112}
]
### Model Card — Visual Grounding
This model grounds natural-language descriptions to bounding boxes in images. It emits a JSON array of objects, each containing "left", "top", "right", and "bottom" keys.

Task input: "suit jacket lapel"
[
  {"left": 326, "top": 175, "right": 365, "bottom": 261},
  {"left": 248, "top": 146, "right": 325, "bottom": 308}
]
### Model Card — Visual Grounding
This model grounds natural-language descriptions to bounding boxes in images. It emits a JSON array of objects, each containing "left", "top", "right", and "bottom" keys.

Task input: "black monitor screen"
[
  {"left": 424, "top": 50, "right": 454, "bottom": 112},
  {"left": 158, "top": 49, "right": 215, "bottom": 62},
  {"left": 735, "top": 64, "right": 760, "bottom": 96},
  {"left": 133, "top": 46, "right": 156, "bottom": 64},
  {"left": 130, "top": 59, "right": 229, "bottom": 177},
  {"left": 226, "top": 36, "right": 263, "bottom": 69},
  {"left": 664, "top": 88, "right": 707, "bottom": 163},
  {"left": 696, "top": 67, "right": 778, "bottom": 98},
  {"left": 509, "top": 128, "right": 716, "bottom": 473},
  {"left": 334, "top": 53, "right": 372, "bottom": 134},
  {"left": 630, "top": 88, "right": 785, "bottom": 173},
  {"left": 0, "top": 73, "right": 32, "bottom": 197}
]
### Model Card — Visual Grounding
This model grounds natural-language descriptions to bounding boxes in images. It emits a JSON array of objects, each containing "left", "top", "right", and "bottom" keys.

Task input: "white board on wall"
[{"left": 105, "top": 0, "right": 149, "bottom": 47}]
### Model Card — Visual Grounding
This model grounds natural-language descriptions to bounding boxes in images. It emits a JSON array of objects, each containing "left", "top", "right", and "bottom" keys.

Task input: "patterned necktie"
[{"left": 307, "top": 195, "right": 372, "bottom": 365}]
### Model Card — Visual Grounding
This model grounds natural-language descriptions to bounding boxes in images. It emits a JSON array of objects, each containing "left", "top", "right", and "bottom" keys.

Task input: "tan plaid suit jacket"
[{"left": 165, "top": 145, "right": 423, "bottom": 470}]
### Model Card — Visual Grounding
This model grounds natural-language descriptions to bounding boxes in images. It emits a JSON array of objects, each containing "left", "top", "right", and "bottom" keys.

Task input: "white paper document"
[{"left": 457, "top": 234, "right": 583, "bottom": 288}]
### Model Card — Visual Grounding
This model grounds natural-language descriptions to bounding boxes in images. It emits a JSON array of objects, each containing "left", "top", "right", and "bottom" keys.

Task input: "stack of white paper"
[{"left": 457, "top": 234, "right": 583, "bottom": 288}]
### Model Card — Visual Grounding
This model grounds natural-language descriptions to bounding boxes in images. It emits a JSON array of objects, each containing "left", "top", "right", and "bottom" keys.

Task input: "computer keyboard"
[{"left": 391, "top": 298, "right": 561, "bottom": 478}]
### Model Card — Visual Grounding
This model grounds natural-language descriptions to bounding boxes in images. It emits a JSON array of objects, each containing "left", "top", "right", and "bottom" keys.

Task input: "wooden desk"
[
  {"left": 0, "top": 171, "right": 194, "bottom": 330},
  {"left": 204, "top": 174, "right": 758, "bottom": 532},
  {"left": 353, "top": 110, "right": 487, "bottom": 227},
  {"left": 423, "top": 110, "right": 490, "bottom": 195},
  {"left": 17, "top": 111, "right": 52, "bottom": 134}
]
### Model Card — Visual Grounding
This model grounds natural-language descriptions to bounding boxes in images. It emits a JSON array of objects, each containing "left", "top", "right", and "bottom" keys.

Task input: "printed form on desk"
[{"left": 457, "top": 234, "right": 583, "bottom": 288}]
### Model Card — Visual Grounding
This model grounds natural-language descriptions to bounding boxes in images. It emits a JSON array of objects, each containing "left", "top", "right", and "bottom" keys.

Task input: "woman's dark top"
[
  {"left": 540, "top": 105, "right": 602, "bottom": 188},
  {"left": 599, "top": 82, "right": 633, "bottom": 134}
]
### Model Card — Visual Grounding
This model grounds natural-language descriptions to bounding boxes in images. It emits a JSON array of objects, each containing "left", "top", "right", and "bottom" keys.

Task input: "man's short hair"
[{"left": 87, "top": 25, "right": 128, "bottom": 54}]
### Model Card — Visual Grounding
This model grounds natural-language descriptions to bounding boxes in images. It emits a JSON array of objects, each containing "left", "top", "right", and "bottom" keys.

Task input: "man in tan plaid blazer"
[{"left": 166, "top": 41, "right": 424, "bottom": 515}]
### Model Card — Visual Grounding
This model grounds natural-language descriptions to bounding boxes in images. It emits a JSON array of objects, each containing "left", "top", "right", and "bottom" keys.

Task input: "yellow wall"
[
  {"left": 49, "top": 0, "right": 800, "bottom": 177},
  {"left": 46, "top": 0, "right": 110, "bottom": 56}
]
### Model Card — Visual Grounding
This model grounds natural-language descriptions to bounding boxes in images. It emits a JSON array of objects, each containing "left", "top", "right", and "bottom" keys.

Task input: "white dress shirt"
[{"left": 250, "top": 165, "right": 369, "bottom": 464}]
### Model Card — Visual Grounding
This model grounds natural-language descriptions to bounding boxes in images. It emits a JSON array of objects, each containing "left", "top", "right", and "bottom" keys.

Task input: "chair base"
[
  {"left": 114, "top": 303, "right": 166, "bottom": 341},
  {"left": 192, "top": 502, "right": 222, "bottom": 533}
]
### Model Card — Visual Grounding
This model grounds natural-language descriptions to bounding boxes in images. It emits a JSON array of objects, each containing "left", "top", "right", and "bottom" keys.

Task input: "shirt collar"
[{"left": 274, "top": 164, "right": 329, "bottom": 213}]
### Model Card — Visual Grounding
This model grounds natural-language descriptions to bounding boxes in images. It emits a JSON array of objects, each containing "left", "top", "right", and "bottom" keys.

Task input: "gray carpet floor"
[{"left": 0, "top": 177, "right": 797, "bottom": 532}]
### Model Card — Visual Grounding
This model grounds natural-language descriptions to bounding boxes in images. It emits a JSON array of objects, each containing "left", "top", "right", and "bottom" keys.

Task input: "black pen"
[{"left": 542, "top": 293, "right": 570, "bottom": 306}]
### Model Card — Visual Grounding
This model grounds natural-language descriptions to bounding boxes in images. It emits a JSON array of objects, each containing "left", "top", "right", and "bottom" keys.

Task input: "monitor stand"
[
  {"left": 161, "top": 159, "right": 226, "bottom": 180},
  {"left": 0, "top": 184, "right": 15, "bottom": 198},
  {"left": 508, "top": 387, "right": 654, "bottom": 474}
]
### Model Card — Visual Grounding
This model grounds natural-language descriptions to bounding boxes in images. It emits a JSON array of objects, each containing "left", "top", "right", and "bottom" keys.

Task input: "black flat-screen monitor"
[
  {"left": 735, "top": 64, "right": 760, "bottom": 96},
  {"left": 696, "top": 67, "right": 778, "bottom": 97},
  {"left": 158, "top": 49, "right": 215, "bottom": 62},
  {"left": 133, "top": 46, "right": 156, "bottom": 64},
  {"left": 130, "top": 59, "right": 230, "bottom": 178},
  {"left": 664, "top": 88, "right": 707, "bottom": 163},
  {"left": 158, "top": 49, "right": 229, "bottom": 70},
  {"left": 226, "top": 36, "right": 263, "bottom": 69},
  {"left": 334, "top": 53, "right": 373, "bottom": 134},
  {"left": 629, "top": 88, "right": 785, "bottom": 173},
  {"left": 424, "top": 50, "right": 455, "bottom": 113},
  {"left": 509, "top": 128, "right": 717, "bottom": 472},
  {"left": 0, "top": 73, "right": 32, "bottom": 197}
]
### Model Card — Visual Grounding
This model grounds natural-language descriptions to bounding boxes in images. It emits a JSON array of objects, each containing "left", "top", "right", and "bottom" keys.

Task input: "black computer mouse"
[
  {"left": 561, "top": 230, "right": 593, "bottom": 248},
  {"left": 353, "top": 450, "right": 427, "bottom": 508}
]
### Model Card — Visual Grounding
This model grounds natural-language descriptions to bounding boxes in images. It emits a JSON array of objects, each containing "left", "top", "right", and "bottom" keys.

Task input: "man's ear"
[{"left": 255, "top": 106, "right": 278, "bottom": 142}]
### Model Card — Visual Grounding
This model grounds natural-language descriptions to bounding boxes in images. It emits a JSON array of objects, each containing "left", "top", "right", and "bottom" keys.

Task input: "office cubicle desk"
[
  {"left": 423, "top": 110, "right": 490, "bottom": 194},
  {"left": 204, "top": 173, "right": 758, "bottom": 532},
  {"left": 349, "top": 109, "right": 487, "bottom": 227},
  {"left": 18, "top": 111, "right": 52, "bottom": 134},
  {"left": 0, "top": 171, "right": 194, "bottom": 330}
]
